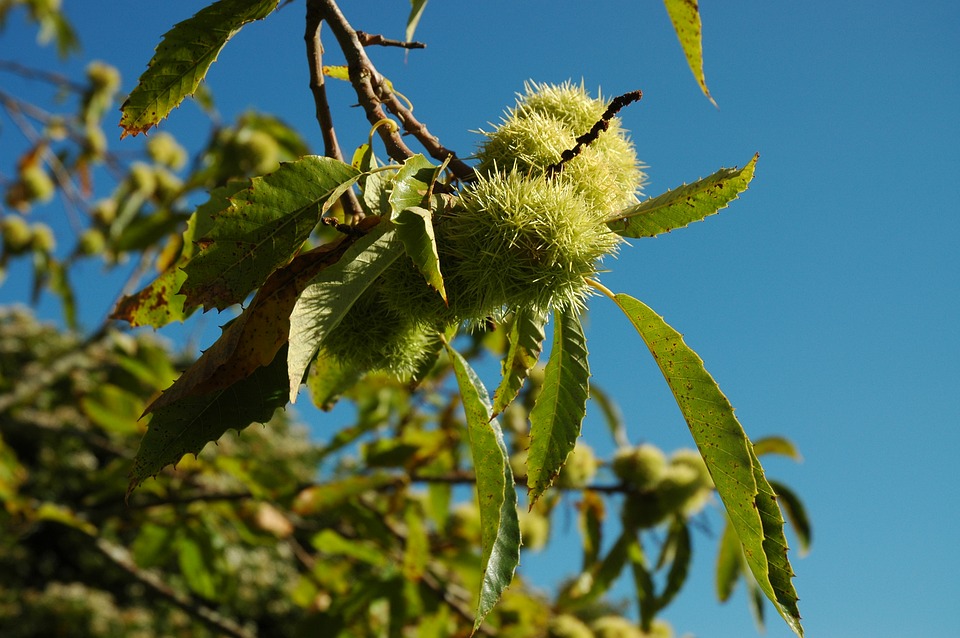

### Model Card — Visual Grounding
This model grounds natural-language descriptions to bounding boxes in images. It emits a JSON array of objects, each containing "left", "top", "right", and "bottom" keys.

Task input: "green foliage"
[
  {"left": 526, "top": 305, "right": 590, "bottom": 503},
  {"left": 119, "top": 0, "right": 279, "bottom": 136},
  {"left": 0, "top": 2, "right": 812, "bottom": 637}
]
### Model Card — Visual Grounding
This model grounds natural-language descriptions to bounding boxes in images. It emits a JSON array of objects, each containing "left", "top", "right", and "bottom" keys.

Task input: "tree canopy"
[{"left": 0, "top": 1, "right": 810, "bottom": 636}]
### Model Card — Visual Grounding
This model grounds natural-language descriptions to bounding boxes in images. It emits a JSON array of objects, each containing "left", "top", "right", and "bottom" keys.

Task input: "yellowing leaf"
[
  {"left": 662, "top": 0, "right": 715, "bottom": 105},
  {"left": 607, "top": 154, "right": 757, "bottom": 238}
]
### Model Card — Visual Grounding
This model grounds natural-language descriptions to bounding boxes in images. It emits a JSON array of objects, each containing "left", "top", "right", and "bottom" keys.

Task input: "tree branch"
[
  {"left": 312, "top": 0, "right": 474, "bottom": 181},
  {"left": 356, "top": 31, "right": 426, "bottom": 49},
  {"left": 304, "top": 1, "right": 364, "bottom": 220},
  {"left": 90, "top": 535, "right": 256, "bottom": 638}
]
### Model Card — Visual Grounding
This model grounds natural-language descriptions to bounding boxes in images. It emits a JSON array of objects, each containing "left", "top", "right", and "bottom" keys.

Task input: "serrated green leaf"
[
  {"left": 753, "top": 435, "right": 803, "bottom": 461},
  {"left": 749, "top": 445, "right": 803, "bottom": 634},
  {"left": 394, "top": 206, "right": 446, "bottom": 301},
  {"left": 769, "top": 480, "right": 812, "bottom": 556},
  {"left": 662, "top": 0, "right": 714, "bottom": 105},
  {"left": 716, "top": 517, "right": 743, "bottom": 602},
  {"left": 119, "top": 0, "right": 279, "bottom": 136},
  {"left": 492, "top": 307, "right": 547, "bottom": 417},
  {"left": 607, "top": 154, "right": 758, "bottom": 238},
  {"left": 526, "top": 306, "right": 589, "bottom": 505},
  {"left": 180, "top": 156, "right": 360, "bottom": 311},
  {"left": 112, "top": 182, "right": 244, "bottom": 327},
  {"left": 127, "top": 345, "right": 289, "bottom": 496},
  {"left": 445, "top": 345, "right": 520, "bottom": 633},
  {"left": 389, "top": 154, "right": 439, "bottom": 217},
  {"left": 406, "top": 0, "right": 429, "bottom": 43},
  {"left": 287, "top": 221, "right": 401, "bottom": 402},
  {"left": 608, "top": 292, "right": 803, "bottom": 636}
]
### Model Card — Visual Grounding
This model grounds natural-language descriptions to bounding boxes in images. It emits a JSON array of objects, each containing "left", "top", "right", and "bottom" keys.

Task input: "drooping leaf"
[
  {"left": 589, "top": 383, "right": 629, "bottom": 448},
  {"left": 128, "top": 345, "right": 289, "bottom": 496},
  {"left": 445, "top": 345, "right": 520, "bottom": 633},
  {"left": 627, "top": 536, "right": 657, "bottom": 629},
  {"left": 145, "top": 234, "right": 362, "bottom": 414},
  {"left": 662, "top": 0, "right": 715, "bottom": 105},
  {"left": 526, "top": 306, "right": 589, "bottom": 505},
  {"left": 769, "top": 479, "right": 812, "bottom": 556},
  {"left": 578, "top": 490, "right": 604, "bottom": 570},
  {"left": 180, "top": 156, "right": 360, "bottom": 311},
  {"left": 492, "top": 307, "right": 547, "bottom": 417},
  {"left": 406, "top": 0, "right": 429, "bottom": 43},
  {"left": 119, "top": 0, "right": 279, "bottom": 136},
  {"left": 287, "top": 220, "right": 402, "bottom": 402},
  {"left": 388, "top": 154, "right": 440, "bottom": 217},
  {"left": 715, "top": 517, "right": 742, "bottom": 602},
  {"left": 656, "top": 518, "right": 692, "bottom": 612},
  {"left": 560, "top": 530, "right": 630, "bottom": 608},
  {"left": 754, "top": 435, "right": 803, "bottom": 461},
  {"left": 608, "top": 292, "right": 803, "bottom": 636},
  {"left": 394, "top": 206, "right": 446, "bottom": 301},
  {"left": 606, "top": 154, "right": 758, "bottom": 238}
]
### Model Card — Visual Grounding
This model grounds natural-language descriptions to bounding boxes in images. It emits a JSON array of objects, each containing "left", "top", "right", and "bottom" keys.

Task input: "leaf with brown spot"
[{"left": 144, "top": 231, "right": 367, "bottom": 415}]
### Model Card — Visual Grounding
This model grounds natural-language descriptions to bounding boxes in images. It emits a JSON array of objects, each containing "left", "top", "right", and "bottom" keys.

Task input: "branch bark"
[{"left": 312, "top": 0, "right": 475, "bottom": 181}]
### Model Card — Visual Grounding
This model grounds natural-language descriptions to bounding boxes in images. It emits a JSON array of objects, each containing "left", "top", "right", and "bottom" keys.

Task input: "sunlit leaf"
[
  {"left": 445, "top": 345, "right": 520, "bottom": 633},
  {"left": 607, "top": 154, "right": 757, "bottom": 238},
  {"left": 578, "top": 490, "right": 605, "bottom": 570},
  {"left": 394, "top": 205, "right": 446, "bottom": 301},
  {"left": 406, "top": 0, "right": 429, "bottom": 43},
  {"left": 287, "top": 221, "right": 401, "bottom": 402},
  {"left": 627, "top": 536, "right": 657, "bottom": 628},
  {"left": 589, "top": 384, "right": 628, "bottom": 448},
  {"left": 180, "top": 156, "right": 360, "bottom": 311},
  {"left": 526, "top": 306, "right": 589, "bottom": 505},
  {"left": 389, "top": 154, "right": 439, "bottom": 217},
  {"left": 716, "top": 517, "right": 742, "bottom": 602},
  {"left": 608, "top": 292, "right": 803, "bottom": 636},
  {"left": 657, "top": 518, "right": 691, "bottom": 611},
  {"left": 662, "top": 0, "right": 714, "bottom": 105},
  {"left": 754, "top": 435, "right": 803, "bottom": 461},
  {"left": 492, "top": 307, "right": 547, "bottom": 417},
  {"left": 119, "top": 0, "right": 279, "bottom": 136},
  {"left": 127, "top": 345, "right": 289, "bottom": 496}
]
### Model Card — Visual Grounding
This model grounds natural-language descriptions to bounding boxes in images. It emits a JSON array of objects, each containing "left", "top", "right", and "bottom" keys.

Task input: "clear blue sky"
[{"left": 3, "top": 2, "right": 959, "bottom": 637}]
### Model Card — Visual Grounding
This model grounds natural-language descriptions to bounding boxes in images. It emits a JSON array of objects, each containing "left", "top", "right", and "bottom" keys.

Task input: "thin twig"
[
  {"left": 356, "top": 30, "right": 426, "bottom": 49},
  {"left": 313, "top": 0, "right": 474, "bottom": 180},
  {"left": 0, "top": 59, "right": 87, "bottom": 92},
  {"left": 304, "top": 1, "right": 364, "bottom": 219},
  {"left": 91, "top": 535, "right": 257, "bottom": 638}
]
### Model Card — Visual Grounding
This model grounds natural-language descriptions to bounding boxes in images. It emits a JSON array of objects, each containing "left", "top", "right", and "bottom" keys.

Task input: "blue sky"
[{"left": 3, "top": 1, "right": 959, "bottom": 636}]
